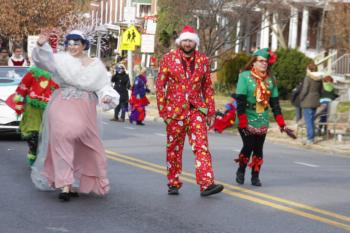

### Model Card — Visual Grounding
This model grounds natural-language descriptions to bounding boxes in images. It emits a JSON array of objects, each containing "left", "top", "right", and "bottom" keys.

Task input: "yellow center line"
[
  {"left": 106, "top": 150, "right": 350, "bottom": 231},
  {"left": 105, "top": 150, "right": 350, "bottom": 223}
]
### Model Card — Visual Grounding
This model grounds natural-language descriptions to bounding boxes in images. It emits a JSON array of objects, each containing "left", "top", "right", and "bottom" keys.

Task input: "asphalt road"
[{"left": 0, "top": 117, "right": 349, "bottom": 233}]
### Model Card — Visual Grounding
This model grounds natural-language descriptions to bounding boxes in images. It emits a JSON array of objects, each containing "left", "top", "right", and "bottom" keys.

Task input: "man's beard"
[{"left": 180, "top": 47, "right": 195, "bottom": 55}]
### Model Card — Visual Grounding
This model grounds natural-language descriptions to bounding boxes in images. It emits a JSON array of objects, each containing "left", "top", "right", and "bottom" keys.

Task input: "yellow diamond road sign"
[{"left": 120, "top": 25, "right": 141, "bottom": 51}]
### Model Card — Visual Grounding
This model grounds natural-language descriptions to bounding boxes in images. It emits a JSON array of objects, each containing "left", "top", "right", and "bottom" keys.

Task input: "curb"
[{"left": 101, "top": 110, "right": 350, "bottom": 156}]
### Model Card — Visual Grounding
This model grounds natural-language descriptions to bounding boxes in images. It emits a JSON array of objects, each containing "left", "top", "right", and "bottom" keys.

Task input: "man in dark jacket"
[{"left": 111, "top": 64, "right": 131, "bottom": 122}]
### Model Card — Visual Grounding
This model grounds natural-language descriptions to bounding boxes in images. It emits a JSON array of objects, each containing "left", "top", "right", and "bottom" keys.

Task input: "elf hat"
[
  {"left": 175, "top": 25, "right": 200, "bottom": 46},
  {"left": 65, "top": 30, "right": 90, "bottom": 51},
  {"left": 253, "top": 48, "right": 277, "bottom": 65}
]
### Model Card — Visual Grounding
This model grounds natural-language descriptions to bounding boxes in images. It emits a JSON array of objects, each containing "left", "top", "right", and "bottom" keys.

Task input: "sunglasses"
[
  {"left": 256, "top": 59, "right": 268, "bottom": 64},
  {"left": 67, "top": 40, "right": 82, "bottom": 46}
]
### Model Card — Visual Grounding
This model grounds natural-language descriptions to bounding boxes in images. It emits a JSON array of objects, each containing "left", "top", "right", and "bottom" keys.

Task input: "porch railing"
[{"left": 331, "top": 53, "right": 350, "bottom": 76}]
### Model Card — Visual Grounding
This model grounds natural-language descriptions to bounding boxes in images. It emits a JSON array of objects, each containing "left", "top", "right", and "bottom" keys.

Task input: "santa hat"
[{"left": 175, "top": 25, "right": 200, "bottom": 46}]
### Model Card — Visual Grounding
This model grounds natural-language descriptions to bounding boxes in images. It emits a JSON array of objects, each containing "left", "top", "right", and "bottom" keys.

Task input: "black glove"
[{"left": 281, "top": 126, "right": 297, "bottom": 139}]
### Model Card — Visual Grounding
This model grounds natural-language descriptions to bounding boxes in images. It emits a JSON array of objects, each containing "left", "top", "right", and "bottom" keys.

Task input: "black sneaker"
[
  {"left": 58, "top": 192, "right": 71, "bottom": 202},
  {"left": 200, "top": 184, "right": 224, "bottom": 197},
  {"left": 236, "top": 171, "right": 245, "bottom": 185},
  {"left": 69, "top": 192, "right": 79, "bottom": 197},
  {"left": 251, "top": 177, "right": 262, "bottom": 186},
  {"left": 168, "top": 186, "right": 179, "bottom": 195}
]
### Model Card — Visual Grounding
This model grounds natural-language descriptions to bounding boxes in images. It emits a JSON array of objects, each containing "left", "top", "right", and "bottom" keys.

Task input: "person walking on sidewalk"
[
  {"left": 235, "top": 48, "right": 295, "bottom": 187},
  {"left": 111, "top": 64, "right": 130, "bottom": 122},
  {"left": 156, "top": 25, "right": 224, "bottom": 196},
  {"left": 31, "top": 30, "right": 119, "bottom": 202}
]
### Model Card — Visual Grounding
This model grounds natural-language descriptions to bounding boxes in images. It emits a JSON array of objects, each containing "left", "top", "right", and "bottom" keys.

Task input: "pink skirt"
[{"left": 43, "top": 89, "right": 109, "bottom": 195}]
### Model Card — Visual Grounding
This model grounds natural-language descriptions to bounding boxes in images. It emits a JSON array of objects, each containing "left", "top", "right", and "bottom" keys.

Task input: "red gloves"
[
  {"left": 238, "top": 114, "right": 248, "bottom": 129},
  {"left": 275, "top": 114, "right": 285, "bottom": 128}
]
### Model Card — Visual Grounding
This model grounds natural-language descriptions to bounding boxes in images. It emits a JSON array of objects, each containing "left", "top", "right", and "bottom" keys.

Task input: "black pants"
[
  {"left": 238, "top": 129, "right": 266, "bottom": 158},
  {"left": 238, "top": 129, "right": 266, "bottom": 175},
  {"left": 26, "top": 132, "right": 39, "bottom": 155},
  {"left": 114, "top": 100, "right": 128, "bottom": 120}
]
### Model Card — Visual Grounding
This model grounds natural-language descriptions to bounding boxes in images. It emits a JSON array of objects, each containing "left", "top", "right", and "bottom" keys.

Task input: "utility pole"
[{"left": 126, "top": 0, "right": 133, "bottom": 79}]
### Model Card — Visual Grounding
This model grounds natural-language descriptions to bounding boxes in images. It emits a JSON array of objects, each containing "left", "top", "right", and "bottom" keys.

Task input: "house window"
[{"left": 139, "top": 5, "right": 151, "bottom": 17}]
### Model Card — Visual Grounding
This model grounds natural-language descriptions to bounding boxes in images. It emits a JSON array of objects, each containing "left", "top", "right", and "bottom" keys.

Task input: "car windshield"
[{"left": 0, "top": 67, "right": 28, "bottom": 86}]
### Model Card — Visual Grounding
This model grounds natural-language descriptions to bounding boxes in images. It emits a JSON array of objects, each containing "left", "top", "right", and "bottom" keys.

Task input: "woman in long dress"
[{"left": 31, "top": 30, "right": 119, "bottom": 201}]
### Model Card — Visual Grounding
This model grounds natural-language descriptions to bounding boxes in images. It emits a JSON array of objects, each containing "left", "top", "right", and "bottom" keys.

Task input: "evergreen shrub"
[
  {"left": 216, "top": 52, "right": 250, "bottom": 94},
  {"left": 272, "top": 48, "right": 312, "bottom": 99}
]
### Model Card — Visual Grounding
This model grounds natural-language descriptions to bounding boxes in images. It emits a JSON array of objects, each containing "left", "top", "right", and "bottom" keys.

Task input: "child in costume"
[
  {"left": 13, "top": 66, "right": 59, "bottom": 165},
  {"left": 8, "top": 45, "right": 28, "bottom": 66},
  {"left": 129, "top": 67, "right": 150, "bottom": 125},
  {"left": 211, "top": 93, "right": 237, "bottom": 133}
]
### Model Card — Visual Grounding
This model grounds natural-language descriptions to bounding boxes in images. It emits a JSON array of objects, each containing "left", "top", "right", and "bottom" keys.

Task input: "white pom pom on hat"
[{"left": 175, "top": 25, "right": 200, "bottom": 46}]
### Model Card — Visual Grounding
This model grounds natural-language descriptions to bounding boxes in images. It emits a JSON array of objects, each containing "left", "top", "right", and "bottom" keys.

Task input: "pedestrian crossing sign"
[{"left": 120, "top": 25, "right": 141, "bottom": 51}]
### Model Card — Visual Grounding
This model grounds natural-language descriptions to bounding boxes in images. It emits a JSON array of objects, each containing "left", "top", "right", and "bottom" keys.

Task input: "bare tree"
[
  {"left": 0, "top": 0, "right": 87, "bottom": 41},
  {"left": 323, "top": 2, "right": 350, "bottom": 54},
  {"left": 157, "top": 0, "right": 313, "bottom": 70},
  {"left": 157, "top": 0, "right": 267, "bottom": 61},
  {"left": 59, "top": 13, "right": 110, "bottom": 52}
]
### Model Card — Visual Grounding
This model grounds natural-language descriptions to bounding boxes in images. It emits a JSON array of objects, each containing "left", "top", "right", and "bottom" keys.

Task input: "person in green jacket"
[{"left": 234, "top": 48, "right": 294, "bottom": 186}]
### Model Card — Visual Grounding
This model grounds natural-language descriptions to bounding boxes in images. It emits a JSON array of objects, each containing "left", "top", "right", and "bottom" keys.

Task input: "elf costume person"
[
  {"left": 235, "top": 48, "right": 295, "bottom": 186},
  {"left": 13, "top": 66, "right": 59, "bottom": 165}
]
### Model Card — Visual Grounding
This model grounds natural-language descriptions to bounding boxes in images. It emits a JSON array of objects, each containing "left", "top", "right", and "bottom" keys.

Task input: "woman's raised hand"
[{"left": 37, "top": 28, "right": 51, "bottom": 46}]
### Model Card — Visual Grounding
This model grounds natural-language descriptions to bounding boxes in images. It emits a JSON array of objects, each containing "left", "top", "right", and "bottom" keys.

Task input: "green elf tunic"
[{"left": 236, "top": 70, "right": 279, "bottom": 129}]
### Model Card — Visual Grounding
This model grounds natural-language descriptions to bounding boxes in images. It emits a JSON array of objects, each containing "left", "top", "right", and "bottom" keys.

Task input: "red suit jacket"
[{"left": 156, "top": 49, "right": 215, "bottom": 120}]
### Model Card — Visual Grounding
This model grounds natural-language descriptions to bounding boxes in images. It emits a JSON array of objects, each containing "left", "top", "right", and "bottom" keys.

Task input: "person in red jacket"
[
  {"left": 156, "top": 25, "right": 224, "bottom": 196},
  {"left": 13, "top": 66, "right": 59, "bottom": 165},
  {"left": 211, "top": 93, "right": 237, "bottom": 133}
]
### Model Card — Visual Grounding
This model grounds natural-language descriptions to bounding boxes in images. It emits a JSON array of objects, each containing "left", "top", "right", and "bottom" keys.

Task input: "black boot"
[
  {"left": 234, "top": 154, "right": 248, "bottom": 185},
  {"left": 251, "top": 171, "right": 262, "bottom": 186},
  {"left": 236, "top": 167, "right": 245, "bottom": 185},
  {"left": 168, "top": 186, "right": 179, "bottom": 195}
]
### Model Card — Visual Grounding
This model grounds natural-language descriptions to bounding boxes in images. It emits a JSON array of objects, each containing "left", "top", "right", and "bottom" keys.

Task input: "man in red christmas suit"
[{"left": 156, "top": 25, "right": 224, "bottom": 196}]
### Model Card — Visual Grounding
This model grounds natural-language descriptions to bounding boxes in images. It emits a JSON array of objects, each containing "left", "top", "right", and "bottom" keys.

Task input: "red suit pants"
[{"left": 166, "top": 109, "right": 214, "bottom": 191}]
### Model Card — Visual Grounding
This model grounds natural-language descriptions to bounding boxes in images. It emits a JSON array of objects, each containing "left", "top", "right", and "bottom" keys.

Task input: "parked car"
[{"left": 0, "top": 66, "right": 28, "bottom": 134}]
